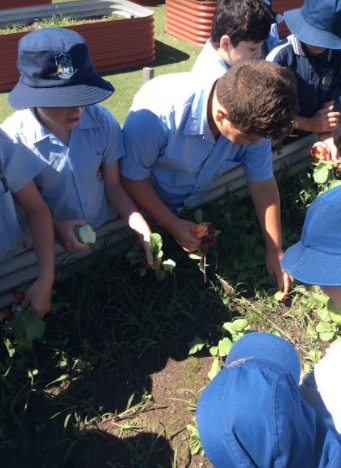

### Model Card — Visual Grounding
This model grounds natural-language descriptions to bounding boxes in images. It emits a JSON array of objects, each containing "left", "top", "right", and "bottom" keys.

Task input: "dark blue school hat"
[
  {"left": 282, "top": 185, "right": 341, "bottom": 286},
  {"left": 196, "top": 332, "right": 341, "bottom": 468},
  {"left": 8, "top": 28, "right": 114, "bottom": 110},
  {"left": 284, "top": 0, "right": 341, "bottom": 50}
]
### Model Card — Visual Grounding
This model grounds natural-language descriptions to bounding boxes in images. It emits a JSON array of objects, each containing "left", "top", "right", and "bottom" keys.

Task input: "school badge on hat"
[
  {"left": 7, "top": 28, "right": 114, "bottom": 109},
  {"left": 55, "top": 53, "right": 74, "bottom": 79}
]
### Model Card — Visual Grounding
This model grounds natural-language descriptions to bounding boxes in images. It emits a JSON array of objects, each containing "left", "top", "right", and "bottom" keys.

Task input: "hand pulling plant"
[
  {"left": 1, "top": 292, "right": 46, "bottom": 354},
  {"left": 310, "top": 141, "right": 341, "bottom": 189},
  {"left": 126, "top": 232, "right": 176, "bottom": 281},
  {"left": 188, "top": 209, "right": 220, "bottom": 282}
]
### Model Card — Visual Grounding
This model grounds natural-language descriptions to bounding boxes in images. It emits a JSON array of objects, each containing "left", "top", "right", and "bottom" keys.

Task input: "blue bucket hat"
[
  {"left": 8, "top": 28, "right": 114, "bottom": 110},
  {"left": 196, "top": 332, "right": 341, "bottom": 468},
  {"left": 284, "top": 0, "right": 341, "bottom": 50},
  {"left": 281, "top": 185, "right": 341, "bottom": 286}
]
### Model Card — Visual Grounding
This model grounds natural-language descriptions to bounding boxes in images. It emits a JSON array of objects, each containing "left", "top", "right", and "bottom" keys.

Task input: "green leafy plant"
[
  {"left": 4, "top": 308, "right": 46, "bottom": 353},
  {"left": 126, "top": 232, "right": 176, "bottom": 281},
  {"left": 186, "top": 417, "right": 204, "bottom": 456}
]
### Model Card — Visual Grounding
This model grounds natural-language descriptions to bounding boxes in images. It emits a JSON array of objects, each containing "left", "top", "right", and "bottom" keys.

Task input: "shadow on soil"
[{"left": 0, "top": 233, "right": 226, "bottom": 467}]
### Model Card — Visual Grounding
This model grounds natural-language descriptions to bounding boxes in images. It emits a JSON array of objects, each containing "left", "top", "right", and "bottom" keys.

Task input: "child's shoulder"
[
  {"left": 266, "top": 35, "right": 296, "bottom": 63},
  {"left": 2, "top": 109, "right": 33, "bottom": 139},
  {"left": 131, "top": 72, "right": 201, "bottom": 116},
  {"left": 85, "top": 104, "right": 121, "bottom": 131}
]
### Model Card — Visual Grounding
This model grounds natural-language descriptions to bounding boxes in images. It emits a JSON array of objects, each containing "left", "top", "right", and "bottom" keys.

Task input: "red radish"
[
  {"left": 311, "top": 142, "right": 331, "bottom": 160},
  {"left": 2, "top": 306, "right": 14, "bottom": 322},
  {"left": 12, "top": 291, "right": 24, "bottom": 300}
]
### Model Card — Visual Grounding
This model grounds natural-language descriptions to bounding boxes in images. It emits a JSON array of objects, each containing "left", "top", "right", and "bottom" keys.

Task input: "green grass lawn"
[{"left": 0, "top": 5, "right": 200, "bottom": 125}]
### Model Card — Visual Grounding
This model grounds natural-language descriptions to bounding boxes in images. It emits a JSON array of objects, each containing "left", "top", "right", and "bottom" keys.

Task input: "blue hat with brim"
[
  {"left": 281, "top": 186, "right": 341, "bottom": 286},
  {"left": 8, "top": 28, "right": 114, "bottom": 110},
  {"left": 284, "top": 0, "right": 341, "bottom": 50},
  {"left": 196, "top": 332, "right": 321, "bottom": 468}
]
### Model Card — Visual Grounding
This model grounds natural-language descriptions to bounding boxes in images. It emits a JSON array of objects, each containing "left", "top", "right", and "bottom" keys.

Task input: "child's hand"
[
  {"left": 311, "top": 101, "right": 340, "bottom": 133},
  {"left": 128, "top": 212, "right": 153, "bottom": 265},
  {"left": 54, "top": 219, "right": 90, "bottom": 252},
  {"left": 190, "top": 224, "right": 208, "bottom": 239},
  {"left": 170, "top": 219, "right": 207, "bottom": 252},
  {"left": 18, "top": 277, "right": 53, "bottom": 318},
  {"left": 266, "top": 248, "right": 293, "bottom": 296},
  {"left": 321, "top": 136, "right": 340, "bottom": 163}
]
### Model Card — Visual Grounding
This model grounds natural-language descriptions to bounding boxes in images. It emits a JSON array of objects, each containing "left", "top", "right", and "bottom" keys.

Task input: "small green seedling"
[
  {"left": 5, "top": 309, "right": 46, "bottom": 353},
  {"left": 77, "top": 224, "right": 96, "bottom": 244},
  {"left": 126, "top": 232, "right": 176, "bottom": 281},
  {"left": 327, "top": 298, "right": 341, "bottom": 325}
]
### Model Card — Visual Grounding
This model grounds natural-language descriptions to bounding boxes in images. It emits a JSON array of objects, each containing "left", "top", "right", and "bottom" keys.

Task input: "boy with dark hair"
[
  {"left": 121, "top": 61, "right": 298, "bottom": 294},
  {"left": 3, "top": 28, "right": 152, "bottom": 263},
  {"left": 192, "top": 0, "right": 278, "bottom": 83},
  {"left": 197, "top": 185, "right": 341, "bottom": 468},
  {"left": 267, "top": 0, "right": 341, "bottom": 160},
  {"left": 0, "top": 128, "right": 54, "bottom": 317}
]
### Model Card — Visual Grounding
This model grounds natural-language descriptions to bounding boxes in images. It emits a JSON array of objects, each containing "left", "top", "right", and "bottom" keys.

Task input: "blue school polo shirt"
[
  {"left": 0, "top": 128, "right": 45, "bottom": 261},
  {"left": 2, "top": 105, "right": 125, "bottom": 228},
  {"left": 191, "top": 24, "right": 280, "bottom": 84},
  {"left": 121, "top": 73, "right": 273, "bottom": 212},
  {"left": 267, "top": 35, "right": 341, "bottom": 118}
]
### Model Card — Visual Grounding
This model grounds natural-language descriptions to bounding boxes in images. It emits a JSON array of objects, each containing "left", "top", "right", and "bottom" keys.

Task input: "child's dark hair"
[
  {"left": 211, "top": 0, "right": 272, "bottom": 49},
  {"left": 216, "top": 61, "right": 299, "bottom": 140}
]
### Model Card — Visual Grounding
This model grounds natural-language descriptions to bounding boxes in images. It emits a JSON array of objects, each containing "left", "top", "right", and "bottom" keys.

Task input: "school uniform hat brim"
[
  {"left": 284, "top": 0, "right": 341, "bottom": 50},
  {"left": 281, "top": 186, "right": 341, "bottom": 286},
  {"left": 196, "top": 333, "right": 315, "bottom": 468},
  {"left": 8, "top": 27, "right": 114, "bottom": 110}
]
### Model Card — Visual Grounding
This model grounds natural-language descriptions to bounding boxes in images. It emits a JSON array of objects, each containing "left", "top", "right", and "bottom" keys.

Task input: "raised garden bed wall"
[
  {"left": 165, "top": 0, "right": 217, "bottom": 47},
  {"left": 0, "top": 0, "right": 155, "bottom": 91},
  {"left": 272, "top": 0, "right": 303, "bottom": 38},
  {"left": 0, "top": 0, "right": 51, "bottom": 10},
  {"left": 0, "top": 133, "right": 316, "bottom": 308},
  {"left": 132, "top": 0, "right": 164, "bottom": 5}
]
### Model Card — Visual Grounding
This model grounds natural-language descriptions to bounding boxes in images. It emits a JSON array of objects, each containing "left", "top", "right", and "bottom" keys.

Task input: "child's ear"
[
  {"left": 215, "top": 108, "right": 227, "bottom": 124},
  {"left": 220, "top": 35, "right": 231, "bottom": 52}
]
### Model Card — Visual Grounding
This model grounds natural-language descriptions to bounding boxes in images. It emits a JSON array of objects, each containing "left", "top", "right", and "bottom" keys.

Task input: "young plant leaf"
[
  {"left": 208, "top": 358, "right": 221, "bottom": 381},
  {"left": 188, "top": 336, "right": 207, "bottom": 355}
]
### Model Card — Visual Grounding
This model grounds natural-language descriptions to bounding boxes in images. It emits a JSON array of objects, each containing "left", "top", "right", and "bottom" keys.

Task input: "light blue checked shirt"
[{"left": 121, "top": 73, "right": 273, "bottom": 212}]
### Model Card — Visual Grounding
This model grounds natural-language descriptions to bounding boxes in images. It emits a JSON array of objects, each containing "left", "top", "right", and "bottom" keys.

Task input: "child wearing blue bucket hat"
[
  {"left": 0, "top": 127, "right": 54, "bottom": 317},
  {"left": 282, "top": 185, "right": 341, "bottom": 438},
  {"left": 3, "top": 28, "right": 152, "bottom": 263},
  {"left": 197, "top": 186, "right": 341, "bottom": 467},
  {"left": 267, "top": 0, "right": 341, "bottom": 161}
]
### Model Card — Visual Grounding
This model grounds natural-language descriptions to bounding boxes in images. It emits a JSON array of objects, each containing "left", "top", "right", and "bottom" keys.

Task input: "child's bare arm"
[
  {"left": 120, "top": 175, "right": 206, "bottom": 253},
  {"left": 103, "top": 162, "right": 152, "bottom": 263},
  {"left": 248, "top": 177, "right": 293, "bottom": 295},
  {"left": 296, "top": 101, "right": 340, "bottom": 133},
  {"left": 13, "top": 181, "right": 55, "bottom": 317}
]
